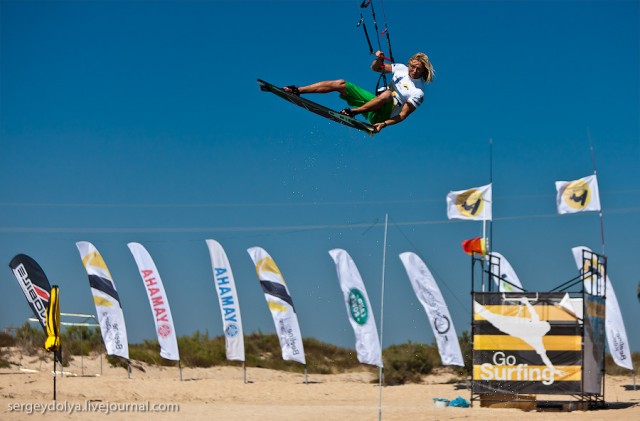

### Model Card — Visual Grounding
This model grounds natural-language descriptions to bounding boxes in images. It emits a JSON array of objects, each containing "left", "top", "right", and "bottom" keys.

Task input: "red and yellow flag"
[{"left": 462, "top": 237, "right": 488, "bottom": 256}]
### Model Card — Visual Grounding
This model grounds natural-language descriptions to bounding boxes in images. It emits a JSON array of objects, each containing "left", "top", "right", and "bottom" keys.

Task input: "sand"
[{"left": 1, "top": 350, "right": 638, "bottom": 420}]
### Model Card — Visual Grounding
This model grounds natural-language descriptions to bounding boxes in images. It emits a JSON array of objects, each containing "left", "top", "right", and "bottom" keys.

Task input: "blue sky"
[{"left": 1, "top": 1, "right": 639, "bottom": 355}]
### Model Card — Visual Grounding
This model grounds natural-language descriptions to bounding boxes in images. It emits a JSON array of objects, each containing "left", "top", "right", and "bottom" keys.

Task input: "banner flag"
[
  {"left": 44, "top": 285, "right": 61, "bottom": 352},
  {"left": 205, "top": 239, "right": 245, "bottom": 362},
  {"left": 399, "top": 252, "right": 464, "bottom": 366},
  {"left": 128, "top": 242, "right": 180, "bottom": 361},
  {"left": 76, "top": 241, "right": 130, "bottom": 360},
  {"left": 328, "top": 249, "right": 383, "bottom": 367},
  {"left": 446, "top": 183, "right": 492, "bottom": 221},
  {"left": 582, "top": 293, "right": 606, "bottom": 394},
  {"left": 556, "top": 175, "right": 601, "bottom": 214},
  {"left": 571, "top": 246, "right": 633, "bottom": 370},
  {"left": 247, "top": 247, "right": 305, "bottom": 364},
  {"left": 489, "top": 252, "right": 524, "bottom": 292},
  {"left": 9, "top": 254, "right": 53, "bottom": 332}
]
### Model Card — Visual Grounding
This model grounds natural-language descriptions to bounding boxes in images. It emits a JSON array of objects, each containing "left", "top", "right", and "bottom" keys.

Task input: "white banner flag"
[
  {"left": 247, "top": 247, "right": 305, "bottom": 364},
  {"left": 446, "top": 183, "right": 492, "bottom": 220},
  {"left": 556, "top": 175, "right": 601, "bottom": 214},
  {"left": 489, "top": 252, "right": 524, "bottom": 292},
  {"left": 76, "top": 242, "right": 129, "bottom": 360},
  {"left": 206, "top": 239, "right": 245, "bottom": 362},
  {"left": 399, "top": 252, "right": 464, "bottom": 366},
  {"left": 571, "top": 246, "right": 633, "bottom": 370},
  {"left": 127, "top": 242, "right": 180, "bottom": 361},
  {"left": 328, "top": 249, "right": 383, "bottom": 367}
]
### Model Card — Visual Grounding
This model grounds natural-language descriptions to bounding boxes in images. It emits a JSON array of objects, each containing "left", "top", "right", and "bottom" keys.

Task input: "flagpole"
[
  {"left": 378, "top": 213, "right": 388, "bottom": 421},
  {"left": 487, "top": 138, "right": 493, "bottom": 292},
  {"left": 53, "top": 352, "right": 57, "bottom": 401},
  {"left": 587, "top": 129, "right": 605, "bottom": 255},
  {"left": 243, "top": 362, "right": 246, "bottom": 384},
  {"left": 482, "top": 205, "right": 486, "bottom": 292},
  {"left": 489, "top": 137, "right": 493, "bottom": 256}
]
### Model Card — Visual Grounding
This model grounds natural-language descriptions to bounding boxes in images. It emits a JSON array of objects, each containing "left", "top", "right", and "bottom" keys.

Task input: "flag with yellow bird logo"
[
  {"left": 247, "top": 247, "right": 306, "bottom": 364},
  {"left": 555, "top": 175, "right": 601, "bottom": 214},
  {"left": 44, "top": 285, "right": 61, "bottom": 352},
  {"left": 446, "top": 183, "right": 492, "bottom": 221},
  {"left": 76, "top": 241, "right": 129, "bottom": 360}
]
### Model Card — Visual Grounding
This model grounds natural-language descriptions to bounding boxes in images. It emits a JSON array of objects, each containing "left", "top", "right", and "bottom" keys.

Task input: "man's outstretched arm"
[{"left": 373, "top": 102, "right": 416, "bottom": 133}]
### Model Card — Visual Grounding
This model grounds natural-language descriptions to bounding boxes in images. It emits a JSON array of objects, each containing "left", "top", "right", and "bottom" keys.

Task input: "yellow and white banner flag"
[
  {"left": 446, "top": 183, "right": 492, "bottom": 220},
  {"left": 206, "top": 239, "right": 245, "bottom": 362},
  {"left": 76, "top": 241, "right": 129, "bottom": 360},
  {"left": 247, "top": 247, "right": 305, "bottom": 364},
  {"left": 555, "top": 175, "right": 601, "bottom": 214},
  {"left": 329, "top": 249, "right": 382, "bottom": 367},
  {"left": 572, "top": 246, "right": 633, "bottom": 370},
  {"left": 128, "top": 242, "right": 180, "bottom": 361},
  {"left": 399, "top": 252, "right": 463, "bottom": 366}
]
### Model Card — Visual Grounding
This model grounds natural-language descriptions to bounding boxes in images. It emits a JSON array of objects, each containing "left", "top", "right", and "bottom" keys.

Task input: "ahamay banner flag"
[
  {"left": 206, "top": 239, "right": 245, "bottom": 362},
  {"left": 128, "top": 242, "right": 180, "bottom": 361}
]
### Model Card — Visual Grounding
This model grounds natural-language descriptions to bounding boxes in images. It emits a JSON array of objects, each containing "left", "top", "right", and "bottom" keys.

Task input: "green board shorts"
[{"left": 339, "top": 81, "right": 393, "bottom": 124}]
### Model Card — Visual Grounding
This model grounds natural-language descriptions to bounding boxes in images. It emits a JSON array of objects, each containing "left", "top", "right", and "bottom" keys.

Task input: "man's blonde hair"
[{"left": 409, "top": 52, "right": 434, "bottom": 83}]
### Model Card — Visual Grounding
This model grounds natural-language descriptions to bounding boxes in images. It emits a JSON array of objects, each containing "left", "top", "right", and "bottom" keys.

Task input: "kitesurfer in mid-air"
[{"left": 283, "top": 51, "right": 434, "bottom": 133}]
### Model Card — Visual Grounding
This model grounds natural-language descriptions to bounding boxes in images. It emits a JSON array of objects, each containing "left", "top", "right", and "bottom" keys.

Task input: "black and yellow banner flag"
[{"left": 44, "top": 286, "right": 60, "bottom": 352}]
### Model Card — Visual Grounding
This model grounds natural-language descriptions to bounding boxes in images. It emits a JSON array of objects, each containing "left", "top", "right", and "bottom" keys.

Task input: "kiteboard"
[{"left": 257, "top": 79, "right": 375, "bottom": 136}]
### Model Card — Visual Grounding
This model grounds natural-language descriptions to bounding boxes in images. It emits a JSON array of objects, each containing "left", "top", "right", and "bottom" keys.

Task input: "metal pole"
[
  {"left": 489, "top": 138, "right": 493, "bottom": 258},
  {"left": 470, "top": 284, "right": 474, "bottom": 407},
  {"left": 378, "top": 213, "right": 389, "bottom": 421},
  {"left": 587, "top": 129, "right": 605, "bottom": 255},
  {"left": 52, "top": 355, "right": 56, "bottom": 401},
  {"left": 81, "top": 337, "right": 84, "bottom": 377},
  {"left": 482, "top": 204, "right": 487, "bottom": 292}
]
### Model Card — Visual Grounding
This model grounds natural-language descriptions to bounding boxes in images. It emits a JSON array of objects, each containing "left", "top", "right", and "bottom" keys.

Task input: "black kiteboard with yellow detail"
[{"left": 257, "top": 79, "right": 375, "bottom": 136}]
